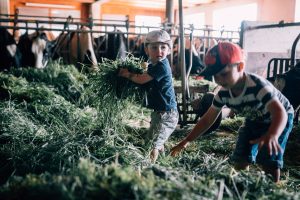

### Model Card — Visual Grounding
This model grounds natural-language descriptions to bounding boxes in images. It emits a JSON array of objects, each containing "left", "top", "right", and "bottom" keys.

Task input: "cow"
[
  {"left": 0, "top": 27, "right": 21, "bottom": 71},
  {"left": 128, "top": 36, "right": 148, "bottom": 61},
  {"left": 173, "top": 37, "right": 205, "bottom": 78},
  {"left": 94, "top": 30, "right": 127, "bottom": 61},
  {"left": 273, "top": 62, "right": 300, "bottom": 123},
  {"left": 17, "top": 30, "right": 53, "bottom": 69},
  {"left": 190, "top": 92, "right": 222, "bottom": 134},
  {"left": 51, "top": 26, "right": 98, "bottom": 71}
]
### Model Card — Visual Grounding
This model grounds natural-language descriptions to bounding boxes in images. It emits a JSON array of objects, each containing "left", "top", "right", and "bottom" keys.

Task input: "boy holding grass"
[
  {"left": 118, "top": 30, "right": 178, "bottom": 163},
  {"left": 170, "top": 41, "right": 294, "bottom": 183}
]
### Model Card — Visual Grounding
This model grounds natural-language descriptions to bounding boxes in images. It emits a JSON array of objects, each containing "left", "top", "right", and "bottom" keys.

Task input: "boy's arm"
[
  {"left": 118, "top": 68, "right": 153, "bottom": 84},
  {"left": 250, "top": 99, "right": 288, "bottom": 155},
  {"left": 170, "top": 106, "right": 222, "bottom": 156}
]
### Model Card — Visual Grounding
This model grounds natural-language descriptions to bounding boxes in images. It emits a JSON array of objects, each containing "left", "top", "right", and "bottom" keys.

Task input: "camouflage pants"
[{"left": 146, "top": 110, "right": 179, "bottom": 150}]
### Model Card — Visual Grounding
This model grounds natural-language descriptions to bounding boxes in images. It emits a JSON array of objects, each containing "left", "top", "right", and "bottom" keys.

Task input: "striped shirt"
[{"left": 212, "top": 73, "right": 294, "bottom": 123}]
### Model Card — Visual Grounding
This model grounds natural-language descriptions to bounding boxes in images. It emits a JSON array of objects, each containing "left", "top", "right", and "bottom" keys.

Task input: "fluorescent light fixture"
[{"left": 25, "top": 3, "right": 75, "bottom": 9}]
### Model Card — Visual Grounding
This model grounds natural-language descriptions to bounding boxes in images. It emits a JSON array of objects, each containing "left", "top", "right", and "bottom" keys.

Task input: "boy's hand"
[
  {"left": 141, "top": 62, "right": 148, "bottom": 70},
  {"left": 250, "top": 134, "right": 282, "bottom": 156},
  {"left": 150, "top": 149, "right": 159, "bottom": 163},
  {"left": 170, "top": 140, "right": 189, "bottom": 157},
  {"left": 118, "top": 68, "right": 130, "bottom": 78}
]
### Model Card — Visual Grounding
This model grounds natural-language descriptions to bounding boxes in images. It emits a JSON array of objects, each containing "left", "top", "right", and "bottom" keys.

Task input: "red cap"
[{"left": 201, "top": 42, "right": 243, "bottom": 76}]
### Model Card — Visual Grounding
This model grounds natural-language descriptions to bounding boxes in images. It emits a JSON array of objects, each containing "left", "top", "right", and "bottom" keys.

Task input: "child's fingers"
[
  {"left": 268, "top": 140, "right": 283, "bottom": 156},
  {"left": 272, "top": 142, "right": 282, "bottom": 156},
  {"left": 170, "top": 149, "right": 178, "bottom": 157},
  {"left": 170, "top": 147, "right": 181, "bottom": 157},
  {"left": 268, "top": 142, "right": 273, "bottom": 155}
]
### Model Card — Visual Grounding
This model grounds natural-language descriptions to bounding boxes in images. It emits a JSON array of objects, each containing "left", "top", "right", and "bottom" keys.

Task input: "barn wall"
[
  {"left": 242, "top": 23, "right": 300, "bottom": 77},
  {"left": 10, "top": 0, "right": 82, "bottom": 12},
  {"left": 180, "top": 0, "right": 256, "bottom": 26},
  {"left": 0, "top": 0, "right": 10, "bottom": 15},
  {"left": 99, "top": 3, "right": 165, "bottom": 34},
  {"left": 257, "top": 0, "right": 296, "bottom": 22},
  {"left": 100, "top": 4, "right": 165, "bottom": 22},
  {"left": 10, "top": 0, "right": 85, "bottom": 20},
  {"left": 183, "top": 0, "right": 297, "bottom": 26},
  {"left": 8, "top": 0, "right": 297, "bottom": 25}
]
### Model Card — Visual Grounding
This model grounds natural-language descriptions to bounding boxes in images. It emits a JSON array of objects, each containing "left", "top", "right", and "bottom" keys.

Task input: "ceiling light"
[{"left": 25, "top": 3, "right": 75, "bottom": 9}]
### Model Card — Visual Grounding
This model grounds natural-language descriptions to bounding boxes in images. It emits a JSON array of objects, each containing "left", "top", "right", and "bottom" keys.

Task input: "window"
[
  {"left": 18, "top": 7, "right": 50, "bottom": 35},
  {"left": 18, "top": 7, "right": 80, "bottom": 37},
  {"left": 184, "top": 13, "right": 205, "bottom": 28},
  {"left": 101, "top": 14, "right": 127, "bottom": 33},
  {"left": 135, "top": 15, "right": 161, "bottom": 34},
  {"left": 50, "top": 9, "right": 80, "bottom": 37},
  {"left": 213, "top": 3, "right": 257, "bottom": 31},
  {"left": 295, "top": 0, "right": 300, "bottom": 22},
  {"left": 184, "top": 13, "right": 205, "bottom": 36}
]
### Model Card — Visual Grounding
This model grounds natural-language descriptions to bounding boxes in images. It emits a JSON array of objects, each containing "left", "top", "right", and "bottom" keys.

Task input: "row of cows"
[
  {"left": 0, "top": 26, "right": 93, "bottom": 71},
  {"left": 0, "top": 26, "right": 206, "bottom": 75},
  {"left": 0, "top": 26, "right": 136, "bottom": 72}
]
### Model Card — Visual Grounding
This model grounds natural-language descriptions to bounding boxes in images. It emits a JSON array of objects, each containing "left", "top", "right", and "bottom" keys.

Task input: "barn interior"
[{"left": 0, "top": 0, "right": 300, "bottom": 199}]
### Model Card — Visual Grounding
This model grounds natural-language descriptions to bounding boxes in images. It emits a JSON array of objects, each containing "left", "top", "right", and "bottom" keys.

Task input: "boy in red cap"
[
  {"left": 170, "top": 41, "right": 294, "bottom": 182},
  {"left": 119, "top": 30, "right": 178, "bottom": 163}
]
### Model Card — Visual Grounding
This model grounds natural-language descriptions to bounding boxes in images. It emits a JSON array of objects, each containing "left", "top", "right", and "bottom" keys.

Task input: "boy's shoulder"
[
  {"left": 149, "top": 58, "right": 169, "bottom": 67},
  {"left": 148, "top": 58, "right": 172, "bottom": 78},
  {"left": 158, "top": 58, "right": 170, "bottom": 66},
  {"left": 246, "top": 72, "right": 263, "bottom": 81},
  {"left": 246, "top": 72, "right": 271, "bottom": 87},
  {"left": 153, "top": 58, "right": 171, "bottom": 71}
]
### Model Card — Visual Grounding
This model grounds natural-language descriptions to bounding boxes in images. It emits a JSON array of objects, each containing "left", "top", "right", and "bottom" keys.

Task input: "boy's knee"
[{"left": 234, "top": 162, "right": 249, "bottom": 171}]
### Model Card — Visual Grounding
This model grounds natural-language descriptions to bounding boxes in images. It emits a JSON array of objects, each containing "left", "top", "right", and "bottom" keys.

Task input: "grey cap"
[{"left": 144, "top": 30, "right": 172, "bottom": 47}]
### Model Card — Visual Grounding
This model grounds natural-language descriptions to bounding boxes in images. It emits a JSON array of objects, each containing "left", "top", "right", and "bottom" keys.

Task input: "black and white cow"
[
  {"left": 273, "top": 62, "right": 300, "bottom": 123},
  {"left": 190, "top": 92, "right": 222, "bottom": 134},
  {"left": 17, "top": 30, "right": 52, "bottom": 69},
  {"left": 128, "top": 36, "right": 148, "bottom": 61},
  {"left": 0, "top": 27, "right": 21, "bottom": 71},
  {"left": 52, "top": 26, "right": 98, "bottom": 70},
  {"left": 173, "top": 37, "right": 205, "bottom": 78},
  {"left": 94, "top": 30, "right": 127, "bottom": 61}
]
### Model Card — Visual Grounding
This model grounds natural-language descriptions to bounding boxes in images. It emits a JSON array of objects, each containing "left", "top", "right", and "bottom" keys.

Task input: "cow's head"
[
  {"left": 18, "top": 30, "right": 52, "bottom": 69},
  {"left": 31, "top": 32, "right": 52, "bottom": 68},
  {"left": 0, "top": 27, "right": 21, "bottom": 71}
]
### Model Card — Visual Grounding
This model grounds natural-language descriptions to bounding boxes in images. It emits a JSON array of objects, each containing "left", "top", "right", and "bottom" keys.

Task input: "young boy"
[
  {"left": 118, "top": 30, "right": 178, "bottom": 163},
  {"left": 170, "top": 41, "right": 294, "bottom": 182}
]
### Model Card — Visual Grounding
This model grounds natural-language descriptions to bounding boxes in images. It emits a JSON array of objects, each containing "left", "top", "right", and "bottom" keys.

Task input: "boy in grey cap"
[{"left": 119, "top": 30, "right": 178, "bottom": 163}]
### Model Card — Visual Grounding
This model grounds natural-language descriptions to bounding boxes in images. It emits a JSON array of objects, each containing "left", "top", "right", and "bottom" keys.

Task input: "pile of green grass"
[
  {"left": 9, "top": 61, "right": 87, "bottom": 104},
  {"left": 0, "top": 58, "right": 299, "bottom": 199},
  {"left": 0, "top": 61, "right": 147, "bottom": 179}
]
